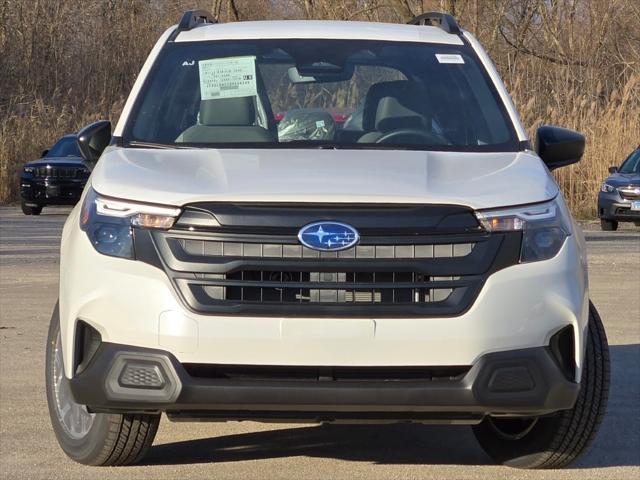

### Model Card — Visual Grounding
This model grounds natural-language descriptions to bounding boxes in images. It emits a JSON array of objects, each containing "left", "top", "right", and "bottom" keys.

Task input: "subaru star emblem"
[{"left": 298, "top": 221, "right": 360, "bottom": 251}]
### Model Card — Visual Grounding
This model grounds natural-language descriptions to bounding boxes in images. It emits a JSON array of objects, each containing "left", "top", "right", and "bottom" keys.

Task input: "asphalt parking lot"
[{"left": 0, "top": 206, "right": 638, "bottom": 480}]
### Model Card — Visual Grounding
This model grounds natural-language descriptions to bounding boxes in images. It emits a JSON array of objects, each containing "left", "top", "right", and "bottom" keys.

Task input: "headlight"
[
  {"left": 23, "top": 166, "right": 34, "bottom": 174},
  {"left": 475, "top": 197, "right": 572, "bottom": 263},
  {"left": 80, "top": 187, "right": 181, "bottom": 259},
  {"left": 600, "top": 183, "right": 616, "bottom": 193}
]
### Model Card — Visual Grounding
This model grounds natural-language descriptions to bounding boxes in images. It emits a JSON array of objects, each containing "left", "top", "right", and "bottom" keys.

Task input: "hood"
[
  {"left": 91, "top": 148, "right": 558, "bottom": 210},
  {"left": 26, "top": 156, "right": 84, "bottom": 167},
  {"left": 605, "top": 172, "right": 640, "bottom": 186}
]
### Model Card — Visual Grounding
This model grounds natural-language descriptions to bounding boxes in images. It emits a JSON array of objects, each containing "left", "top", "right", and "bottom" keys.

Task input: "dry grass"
[
  {"left": 0, "top": 96, "right": 124, "bottom": 204},
  {"left": 515, "top": 75, "right": 640, "bottom": 218}
]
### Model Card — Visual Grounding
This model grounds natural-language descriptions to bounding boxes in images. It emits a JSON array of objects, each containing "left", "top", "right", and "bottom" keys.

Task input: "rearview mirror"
[
  {"left": 77, "top": 120, "right": 111, "bottom": 169},
  {"left": 608, "top": 166, "right": 618, "bottom": 174},
  {"left": 288, "top": 64, "right": 354, "bottom": 84},
  {"left": 535, "top": 125, "right": 585, "bottom": 170}
]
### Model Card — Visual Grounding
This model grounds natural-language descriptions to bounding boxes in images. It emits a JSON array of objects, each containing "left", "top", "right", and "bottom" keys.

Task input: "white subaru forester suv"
[{"left": 46, "top": 11, "right": 609, "bottom": 469}]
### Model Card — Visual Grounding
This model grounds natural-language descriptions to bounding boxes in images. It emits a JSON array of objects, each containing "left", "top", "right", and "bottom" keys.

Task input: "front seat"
[
  {"left": 178, "top": 96, "right": 275, "bottom": 143},
  {"left": 357, "top": 80, "right": 432, "bottom": 143}
]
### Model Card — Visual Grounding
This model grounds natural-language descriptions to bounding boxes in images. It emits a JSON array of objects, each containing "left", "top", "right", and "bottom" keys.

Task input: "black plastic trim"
[
  {"left": 175, "top": 202, "right": 482, "bottom": 233},
  {"left": 73, "top": 320, "right": 102, "bottom": 375},
  {"left": 408, "top": 12, "right": 461, "bottom": 35},
  {"left": 69, "top": 342, "right": 580, "bottom": 417},
  {"left": 179, "top": 10, "right": 215, "bottom": 30}
]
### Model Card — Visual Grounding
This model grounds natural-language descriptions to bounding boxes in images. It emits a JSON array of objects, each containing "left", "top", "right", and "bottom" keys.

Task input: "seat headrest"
[
  {"left": 199, "top": 96, "right": 256, "bottom": 126},
  {"left": 374, "top": 96, "right": 427, "bottom": 133},
  {"left": 362, "top": 81, "right": 432, "bottom": 132}
]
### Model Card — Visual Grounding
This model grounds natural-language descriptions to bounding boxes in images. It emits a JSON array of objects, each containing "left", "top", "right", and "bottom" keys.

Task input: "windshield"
[
  {"left": 47, "top": 137, "right": 80, "bottom": 157},
  {"left": 125, "top": 39, "right": 519, "bottom": 151},
  {"left": 619, "top": 149, "right": 640, "bottom": 174}
]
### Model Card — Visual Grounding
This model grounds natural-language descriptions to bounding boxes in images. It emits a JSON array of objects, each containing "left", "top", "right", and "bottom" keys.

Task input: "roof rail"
[
  {"left": 408, "top": 12, "right": 461, "bottom": 35},
  {"left": 177, "top": 10, "right": 217, "bottom": 32}
]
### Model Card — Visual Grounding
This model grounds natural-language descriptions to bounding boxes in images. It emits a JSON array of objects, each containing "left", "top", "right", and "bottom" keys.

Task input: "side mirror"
[
  {"left": 77, "top": 120, "right": 111, "bottom": 169},
  {"left": 535, "top": 125, "right": 585, "bottom": 170},
  {"left": 41, "top": 149, "right": 49, "bottom": 157},
  {"left": 608, "top": 166, "right": 618, "bottom": 174}
]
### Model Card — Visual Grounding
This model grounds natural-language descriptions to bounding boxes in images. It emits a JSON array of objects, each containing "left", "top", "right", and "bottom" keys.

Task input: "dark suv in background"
[
  {"left": 20, "top": 134, "right": 90, "bottom": 215},
  {"left": 598, "top": 146, "right": 640, "bottom": 230}
]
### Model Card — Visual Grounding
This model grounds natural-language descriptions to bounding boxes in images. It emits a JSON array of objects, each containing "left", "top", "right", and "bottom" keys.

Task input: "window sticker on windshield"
[
  {"left": 435, "top": 54, "right": 465, "bottom": 64},
  {"left": 198, "top": 56, "right": 257, "bottom": 100}
]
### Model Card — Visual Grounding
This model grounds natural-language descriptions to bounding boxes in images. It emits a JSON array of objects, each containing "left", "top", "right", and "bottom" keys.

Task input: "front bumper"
[
  {"left": 70, "top": 342, "right": 579, "bottom": 419},
  {"left": 21, "top": 177, "right": 85, "bottom": 205},
  {"left": 598, "top": 191, "right": 640, "bottom": 221}
]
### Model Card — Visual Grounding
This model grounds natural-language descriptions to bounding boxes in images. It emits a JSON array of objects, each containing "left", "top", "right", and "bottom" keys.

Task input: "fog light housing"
[
  {"left": 105, "top": 353, "right": 181, "bottom": 402},
  {"left": 119, "top": 362, "right": 165, "bottom": 389}
]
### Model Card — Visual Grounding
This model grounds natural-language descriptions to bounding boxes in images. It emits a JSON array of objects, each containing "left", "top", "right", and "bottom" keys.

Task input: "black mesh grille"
[{"left": 186, "top": 270, "right": 461, "bottom": 305}]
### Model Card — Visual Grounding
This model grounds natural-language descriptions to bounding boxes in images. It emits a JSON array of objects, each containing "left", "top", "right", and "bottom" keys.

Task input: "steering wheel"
[{"left": 375, "top": 128, "right": 448, "bottom": 145}]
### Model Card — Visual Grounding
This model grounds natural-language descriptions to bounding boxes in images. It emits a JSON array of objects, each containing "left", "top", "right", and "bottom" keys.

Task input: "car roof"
[{"left": 175, "top": 20, "right": 464, "bottom": 45}]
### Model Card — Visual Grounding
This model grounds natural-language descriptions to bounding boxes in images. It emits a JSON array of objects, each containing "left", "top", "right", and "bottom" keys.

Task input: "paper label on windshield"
[
  {"left": 435, "top": 54, "right": 465, "bottom": 64},
  {"left": 198, "top": 56, "right": 257, "bottom": 100}
]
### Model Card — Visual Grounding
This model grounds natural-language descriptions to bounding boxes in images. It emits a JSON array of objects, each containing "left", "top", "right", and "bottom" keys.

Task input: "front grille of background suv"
[
  {"left": 134, "top": 203, "right": 522, "bottom": 317},
  {"left": 34, "top": 166, "right": 83, "bottom": 179},
  {"left": 618, "top": 187, "right": 640, "bottom": 200}
]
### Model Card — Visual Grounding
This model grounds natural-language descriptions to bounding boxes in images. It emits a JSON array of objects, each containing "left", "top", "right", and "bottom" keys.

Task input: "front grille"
[
  {"left": 135, "top": 204, "right": 521, "bottom": 317},
  {"left": 34, "top": 166, "right": 83, "bottom": 179},
  {"left": 618, "top": 187, "right": 640, "bottom": 200},
  {"left": 188, "top": 270, "right": 463, "bottom": 306}
]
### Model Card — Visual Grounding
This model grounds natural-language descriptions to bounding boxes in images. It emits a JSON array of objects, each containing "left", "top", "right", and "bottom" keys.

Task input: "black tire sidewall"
[
  {"left": 600, "top": 219, "right": 618, "bottom": 231},
  {"left": 45, "top": 303, "right": 120, "bottom": 464},
  {"left": 21, "top": 201, "right": 33, "bottom": 215}
]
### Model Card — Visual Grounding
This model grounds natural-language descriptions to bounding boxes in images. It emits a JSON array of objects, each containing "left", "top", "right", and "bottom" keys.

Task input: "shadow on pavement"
[{"left": 144, "top": 344, "right": 638, "bottom": 468}]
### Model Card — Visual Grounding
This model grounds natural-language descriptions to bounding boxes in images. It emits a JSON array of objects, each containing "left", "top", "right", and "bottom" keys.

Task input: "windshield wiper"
[
  {"left": 127, "top": 141, "right": 178, "bottom": 149},
  {"left": 280, "top": 141, "right": 345, "bottom": 149}
]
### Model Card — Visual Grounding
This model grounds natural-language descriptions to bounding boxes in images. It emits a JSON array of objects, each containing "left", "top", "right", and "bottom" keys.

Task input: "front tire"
[
  {"left": 472, "top": 301, "right": 609, "bottom": 468},
  {"left": 21, "top": 201, "right": 42, "bottom": 215},
  {"left": 46, "top": 303, "right": 160, "bottom": 465},
  {"left": 600, "top": 218, "right": 618, "bottom": 231}
]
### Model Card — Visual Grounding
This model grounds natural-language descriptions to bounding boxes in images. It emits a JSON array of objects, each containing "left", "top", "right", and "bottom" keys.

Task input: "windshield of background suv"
[
  {"left": 619, "top": 149, "right": 640, "bottom": 173},
  {"left": 46, "top": 137, "right": 81, "bottom": 157},
  {"left": 126, "top": 39, "right": 519, "bottom": 151}
]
